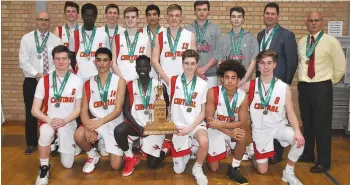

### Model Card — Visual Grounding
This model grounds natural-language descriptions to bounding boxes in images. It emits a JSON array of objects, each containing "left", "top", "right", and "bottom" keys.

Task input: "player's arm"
[
  {"left": 80, "top": 82, "right": 91, "bottom": 126},
  {"left": 122, "top": 84, "right": 144, "bottom": 133},
  {"left": 111, "top": 37, "right": 123, "bottom": 78},
  {"left": 190, "top": 32, "right": 197, "bottom": 51},
  {"left": 239, "top": 58, "right": 256, "bottom": 87},
  {"left": 31, "top": 78, "right": 51, "bottom": 123},
  {"left": 151, "top": 36, "right": 169, "bottom": 85},
  {"left": 240, "top": 81, "right": 250, "bottom": 94},
  {"left": 205, "top": 88, "right": 216, "bottom": 121}
]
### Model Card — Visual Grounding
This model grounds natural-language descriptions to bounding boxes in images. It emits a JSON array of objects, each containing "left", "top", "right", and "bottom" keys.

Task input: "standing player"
[
  {"left": 112, "top": 6, "right": 151, "bottom": 82},
  {"left": 143, "top": 4, "right": 166, "bottom": 49},
  {"left": 241, "top": 50, "right": 305, "bottom": 185},
  {"left": 74, "top": 48, "right": 126, "bottom": 173},
  {"left": 31, "top": 45, "right": 83, "bottom": 185},
  {"left": 101, "top": 4, "right": 125, "bottom": 49},
  {"left": 205, "top": 60, "right": 248, "bottom": 184},
  {"left": 151, "top": 4, "right": 196, "bottom": 85},
  {"left": 169, "top": 49, "right": 208, "bottom": 185},
  {"left": 185, "top": 1, "right": 221, "bottom": 88},
  {"left": 114, "top": 55, "right": 172, "bottom": 176}
]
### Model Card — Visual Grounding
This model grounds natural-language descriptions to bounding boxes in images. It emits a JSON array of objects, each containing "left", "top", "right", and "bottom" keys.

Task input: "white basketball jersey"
[
  {"left": 249, "top": 77, "right": 288, "bottom": 140},
  {"left": 58, "top": 24, "right": 80, "bottom": 52},
  {"left": 130, "top": 78, "right": 161, "bottom": 127},
  {"left": 116, "top": 31, "right": 150, "bottom": 82},
  {"left": 76, "top": 27, "right": 108, "bottom": 81},
  {"left": 142, "top": 26, "right": 166, "bottom": 43},
  {"left": 159, "top": 28, "right": 193, "bottom": 78},
  {"left": 170, "top": 75, "right": 208, "bottom": 128},
  {"left": 87, "top": 73, "right": 124, "bottom": 127},
  {"left": 98, "top": 25, "right": 125, "bottom": 49}
]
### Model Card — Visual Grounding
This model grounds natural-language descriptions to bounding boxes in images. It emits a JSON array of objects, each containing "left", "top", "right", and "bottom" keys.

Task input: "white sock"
[
  {"left": 86, "top": 149, "right": 97, "bottom": 158},
  {"left": 285, "top": 164, "right": 295, "bottom": 173},
  {"left": 40, "top": 158, "right": 49, "bottom": 166},
  {"left": 193, "top": 162, "right": 202, "bottom": 169},
  {"left": 232, "top": 158, "right": 241, "bottom": 168},
  {"left": 124, "top": 149, "right": 134, "bottom": 158}
]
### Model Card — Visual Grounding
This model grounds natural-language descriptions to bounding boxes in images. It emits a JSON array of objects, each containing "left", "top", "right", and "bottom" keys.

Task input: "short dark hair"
[
  {"left": 230, "top": 6, "right": 245, "bottom": 18},
  {"left": 81, "top": 3, "right": 98, "bottom": 16},
  {"left": 64, "top": 1, "right": 79, "bottom": 13},
  {"left": 136, "top": 55, "right": 151, "bottom": 65},
  {"left": 194, "top": 1, "right": 210, "bottom": 11},
  {"left": 264, "top": 2, "right": 280, "bottom": 15},
  {"left": 182, "top": 49, "right": 200, "bottom": 63},
  {"left": 216, "top": 60, "right": 246, "bottom": 80},
  {"left": 256, "top": 50, "right": 278, "bottom": 63},
  {"left": 51, "top": 45, "right": 70, "bottom": 58},
  {"left": 167, "top": 4, "right": 182, "bottom": 14},
  {"left": 105, "top": 4, "right": 120, "bottom": 14},
  {"left": 145, "top": 4, "right": 160, "bottom": 16},
  {"left": 124, "top": 6, "right": 139, "bottom": 17},
  {"left": 95, "top": 47, "right": 112, "bottom": 61}
]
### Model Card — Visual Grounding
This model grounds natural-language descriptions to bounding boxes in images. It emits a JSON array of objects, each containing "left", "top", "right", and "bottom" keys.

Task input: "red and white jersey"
[
  {"left": 34, "top": 72, "right": 83, "bottom": 125},
  {"left": 170, "top": 75, "right": 208, "bottom": 128},
  {"left": 128, "top": 78, "right": 161, "bottom": 127},
  {"left": 142, "top": 26, "right": 166, "bottom": 42},
  {"left": 159, "top": 28, "right": 193, "bottom": 78},
  {"left": 98, "top": 25, "right": 125, "bottom": 49},
  {"left": 76, "top": 27, "right": 109, "bottom": 82},
  {"left": 115, "top": 31, "right": 150, "bottom": 82},
  {"left": 56, "top": 24, "right": 80, "bottom": 52},
  {"left": 85, "top": 73, "right": 124, "bottom": 128}
]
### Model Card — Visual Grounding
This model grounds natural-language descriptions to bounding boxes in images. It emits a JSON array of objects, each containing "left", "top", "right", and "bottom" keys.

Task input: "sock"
[
  {"left": 232, "top": 158, "right": 241, "bottom": 168},
  {"left": 285, "top": 164, "right": 295, "bottom": 173},
  {"left": 40, "top": 158, "right": 49, "bottom": 166},
  {"left": 124, "top": 149, "right": 134, "bottom": 158},
  {"left": 86, "top": 148, "right": 97, "bottom": 158},
  {"left": 193, "top": 162, "right": 202, "bottom": 168}
]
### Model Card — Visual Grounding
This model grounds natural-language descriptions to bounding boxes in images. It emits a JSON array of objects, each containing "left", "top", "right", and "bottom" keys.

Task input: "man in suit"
[{"left": 256, "top": 2, "right": 298, "bottom": 164}]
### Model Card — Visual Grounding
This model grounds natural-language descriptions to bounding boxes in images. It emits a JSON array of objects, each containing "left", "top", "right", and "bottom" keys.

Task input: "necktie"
[
  {"left": 42, "top": 33, "right": 49, "bottom": 74},
  {"left": 307, "top": 36, "right": 315, "bottom": 79}
]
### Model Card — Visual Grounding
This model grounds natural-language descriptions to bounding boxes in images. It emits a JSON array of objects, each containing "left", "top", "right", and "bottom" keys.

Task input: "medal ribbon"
[
  {"left": 261, "top": 24, "right": 279, "bottom": 51},
  {"left": 181, "top": 73, "right": 197, "bottom": 106},
  {"left": 194, "top": 20, "right": 209, "bottom": 43},
  {"left": 125, "top": 30, "right": 139, "bottom": 58},
  {"left": 82, "top": 27, "right": 96, "bottom": 54},
  {"left": 64, "top": 24, "right": 79, "bottom": 42},
  {"left": 52, "top": 71, "right": 70, "bottom": 101},
  {"left": 221, "top": 86, "right": 238, "bottom": 118},
  {"left": 306, "top": 30, "right": 324, "bottom": 58},
  {"left": 167, "top": 27, "right": 182, "bottom": 55},
  {"left": 34, "top": 30, "right": 50, "bottom": 53},
  {"left": 137, "top": 79, "right": 153, "bottom": 110},
  {"left": 105, "top": 24, "right": 119, "bottom": 48},
  {"left": 147, "top": 25, "right": 161, "bottom": 48},
  {"left": 257, "top": 77, "right": 276, "bottom": 110},
  {"left": 96, "top": 72, "right": 112, "bottom": 103},
  {"left": 229, "top": 28, "right": 244, "bottom": 56}
]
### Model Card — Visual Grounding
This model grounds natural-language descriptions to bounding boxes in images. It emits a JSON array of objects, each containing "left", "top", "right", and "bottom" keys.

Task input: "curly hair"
[{"left": 216, "top": 60, "right": 246, "bottom": 79}]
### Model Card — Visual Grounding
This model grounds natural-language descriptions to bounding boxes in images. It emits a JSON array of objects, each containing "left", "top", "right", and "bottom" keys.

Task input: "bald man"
[
  {"left": 19, "top": 12, "right": 62, "bottom": 155},
  {"left": 297, "top": 12, "right": 346, "bottom": 173}
]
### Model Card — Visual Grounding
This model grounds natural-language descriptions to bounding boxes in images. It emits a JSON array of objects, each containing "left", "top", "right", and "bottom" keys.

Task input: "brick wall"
[{"left": 1, "top": 1, "right": 349, "bottom": 121}]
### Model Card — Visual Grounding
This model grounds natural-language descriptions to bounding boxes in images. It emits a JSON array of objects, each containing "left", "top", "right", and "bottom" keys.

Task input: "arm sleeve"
[
  {"left": 331, "top": 38, "right": 346, "bottom": 84},
  {"left": 19, "top": 35, "right": 39, "bottom": 77}
]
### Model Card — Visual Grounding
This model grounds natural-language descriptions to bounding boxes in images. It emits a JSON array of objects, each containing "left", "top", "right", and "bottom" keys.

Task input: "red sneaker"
[
  {"left": 122, "top": 155, "right": 140, "bottom": 176},
  {"left": 162, "top": 139, "right": 173, "bottom": 156}
]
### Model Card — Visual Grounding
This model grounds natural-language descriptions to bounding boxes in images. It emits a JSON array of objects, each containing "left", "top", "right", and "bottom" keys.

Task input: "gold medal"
[
  {"left": 37, "top": 55, "right": 42, "bottom": 59},
  {"left": 144, "top": 110, "right": 149, "bottom": 115},
  {"left": 305, "top": 60, "right": 309, "bottom": 65},
  {"left": 55, "top": 102, "right": 60, "bottom": 108},
  {"left": 87, "top": 56, "right": 90, "bottom": 61},
  {"left": 103, "top": 105, "right": 108, "bottom": 110},
  {"left": 171, "top": 55, "right": 176, "bottom": 60},
  {"left": 263, "top": 109, "right": 268, "bottom": 115},
  {"left": 130, "top": 59, "right": 134, "bottom": 63},
  {"left": 186, "top": 107, "right": 192, "bottom": 113}
]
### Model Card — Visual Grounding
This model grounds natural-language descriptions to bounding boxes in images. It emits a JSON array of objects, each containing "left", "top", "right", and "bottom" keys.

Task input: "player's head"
[
  {"left": 81, "top": 3, "right": 98, "bottom": 27},
  {"left": 94, "top": 47, "right": 112, "bottom": 73},
  {"left": 124, "top": 6, "right": 139, "bottom": 28},
  {"left": 146, "top": 4, "right": 161, "bottom": 26},
  {"left": 194, "top": 1, "right": 210, "bottom": 21},
  {"left": 182, "top": 49, "right": 199, "bottom": 76},
  {"left": 52, "top": 45, "right": 71, "bottom": 71},
  {"left": 105, "top": 4, "right": 120, "bottom": 25},
  {"left": 167, "top": 4, "right": 182, "bottom": 27},
  {"left": 136, "top": 55, "right": 152, "bottom": 78},
  {"left": 230, "top": 6, "right": 245, "bottom": 27},
  {"left": 217, "top": 60, "right": 246, "bottom": 91},
  {"left": 263, "top": 2, "right": 280, "bottom": 27},
  {"left": 256, "top": 50, "right": 278, "bottom": 77},
  {"left": 64, "top": 1, "right": 79, "bottom": 22}
]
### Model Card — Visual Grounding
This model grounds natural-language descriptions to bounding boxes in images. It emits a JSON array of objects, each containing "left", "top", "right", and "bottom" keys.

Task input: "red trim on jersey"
[
  {"left": 212, "top": 86, "right": 219, "bottom": 109},
  {"left": 249, "top": 79, "right": 256, "bottom": 106},
  {"left": 127, "top": 81, "right": 134, "bottom": 111},
  {"left": 158, "top": 32, "right": 163, "bottom": 54},
  {"left": 115, "top": 34, "right": 120, "bottom": 58},
  {"left": 137, "top": 27, "right": 143, "bottom": 33},
  {"left": 58, "top": 26, "right": 63, "bottom": 38},
  {"left": 74, "top": 29, "right": 80, "bottom": 54},
  {"left": 38, "top": 75, "right": 50, "bottom": 126},
  {"left": 207, "top": 152, "right": 226, "bottom": 163},
  {"left": 171, "top": 147, "right": 191, "bottom": 158},
  {"left": 253, "top": 142, "right": 275, "bottom": 160},
  {"left": 170, "top": 75, "right": 178, "bottom": 104},
  {"left": 84, "top": 80, "right": 91, "bottom": 103}
]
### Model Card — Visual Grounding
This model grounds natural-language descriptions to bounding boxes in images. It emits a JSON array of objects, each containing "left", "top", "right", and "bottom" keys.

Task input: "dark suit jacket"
[{"left": 257, "top": 26, "right": 298, "bottom": 84}]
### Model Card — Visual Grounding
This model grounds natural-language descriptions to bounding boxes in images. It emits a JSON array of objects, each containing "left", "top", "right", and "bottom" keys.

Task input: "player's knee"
[
  {"left": 173, "top": 165, "right": 185, "bottom": 174},
  {"left": 198, "top": 137, "right": 209, "bottom": 148},
  {"left": 39, "top": 124, "right": 55, "bottom": 146},
  {"left": 110, "top": 161, "right": 122, "bottom": 170},
  {"left": 173, "top": 158, "right": 185, "bottom": 174},
  {"left": 208, "top": 163, "right": 219, "bottom": 172},
  {"left": 60, "top": 154, "right": 74, "bottom": 169},
  {"left": 114, "top": 124, "right": 126, "bottom": 140},
  {"left": 74, "top": 127, "right": 85, "bottom": 142},
  {"left": 257, "top": 166, "right": 268, "bottom": 174},
  {"left": 147, "top": 157, "right": 160, "bottom": 169}
]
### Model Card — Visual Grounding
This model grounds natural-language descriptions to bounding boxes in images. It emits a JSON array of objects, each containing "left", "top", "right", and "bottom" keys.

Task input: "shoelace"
[
  {"left": 39, "top": 166, "right": 49, "bottom": 178},
  {"left": 86, "top": 157, "right": 94, "bottom": 163}
]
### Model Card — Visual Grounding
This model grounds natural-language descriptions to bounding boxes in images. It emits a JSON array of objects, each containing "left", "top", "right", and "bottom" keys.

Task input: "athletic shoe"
[
  {"left": 97, "top": 139, "right": 109, "bottom": 157},
  {"left": 282, "top": 170, "right": 303, "bottom": 185},
  {"left": 82, "top": 154, "right": 100, "bottom": 174},
  {"left": 122, "top": 155, "right": 140, "bottom": 176},
  {"left": 192, "top": 165, "right": 208, "bottom": 185},
  {"left": 75, "top": 145, "right": 82, "bottom": 156},
  {"left": 35, "top": 165, "right": 50, "bottom": 185},
  {"left": 226, "top": 165, "right": 248, "bottom": 185}
]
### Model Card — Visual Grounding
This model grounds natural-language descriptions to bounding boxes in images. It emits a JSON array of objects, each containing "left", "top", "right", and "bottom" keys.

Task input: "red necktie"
[{"left": 307, "top": 36, "right": 315, "bottom": 79}]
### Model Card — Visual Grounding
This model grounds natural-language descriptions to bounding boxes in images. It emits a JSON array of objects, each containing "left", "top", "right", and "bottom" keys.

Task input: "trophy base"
[{"left": 143, "top": 121, "right": 178, "bottom": 135}]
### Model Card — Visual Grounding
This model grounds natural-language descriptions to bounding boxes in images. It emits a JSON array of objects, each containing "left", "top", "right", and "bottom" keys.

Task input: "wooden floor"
[{"left": 2, "top": 122, "right": 350, "bottom": 185}]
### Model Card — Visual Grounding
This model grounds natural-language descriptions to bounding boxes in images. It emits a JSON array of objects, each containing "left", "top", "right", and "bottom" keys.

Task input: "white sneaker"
[
  {"left": 192, "top": 166, "right": 208, "bottom": 185},
  {"left": 50, "top": 138, "right": 59, "bottom": 152},
  {"left": 82, "top": 154, "right": 100, "bottom": 174},
  {"left": 75, "top": 145, "right": 82, "bottom": 156},
  {"left": 35, "top": 165, "right": 50, "bottom": 185},
  {"left": 282, "top": 170, "right": 303, "bottom": 185},
  {"left": 98, "top": 139, "right": 109, "bottom": 157}
]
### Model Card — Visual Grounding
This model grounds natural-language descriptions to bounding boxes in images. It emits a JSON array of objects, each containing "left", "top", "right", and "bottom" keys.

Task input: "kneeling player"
[
  {"left": 242, "top": 50, "right": 305, "bottom": 185},
  {"left": 169, "top": 49, "right": 209, "bottom": 185},
  {"left": 74, "top": 47, "right": 126, "bottom": 173},
  {"left": 206, "top": 60, "right": 248, "bottom": 184},
  {"left": 114, "top": 55, "right": 172, "bottom": 176},
  {"left": 32, "top": 45, "right": 83, "bottom": 185}
]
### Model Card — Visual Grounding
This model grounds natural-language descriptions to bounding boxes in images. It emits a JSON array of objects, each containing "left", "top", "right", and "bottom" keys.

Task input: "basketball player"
[
  {"left": 113, "top": 55, "right": 172, "bottom": 176},
  {"left": 169, "top": 49, "right": 208, "bottom": 185},
  {"left": 143, "top": 4, "right": 166, "bottom": 49},
  {"left": 112, "top": 6, "right": 151, "bottom": 82},
  {"left": 74, "top": 47, "right": 126, "bottom": 173},
  {"left": 205, "top": 60, "right": 248, "bottom": 184},
  {"left": 31, "top": 45, "right": 83, "bottom": 185},
  {"left": 151, "top": 4, "right": 196, "bottom": 85},
  {"left": 101, "top": 4, "right": 125, "bottom": 49},
  {"left": 241, "top": 50, "right": 305, "bottom": 185}
]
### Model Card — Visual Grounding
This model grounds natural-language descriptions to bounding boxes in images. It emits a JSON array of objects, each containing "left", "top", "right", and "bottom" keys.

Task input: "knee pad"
[
  {"left": 60, "top": 153, "right": 74, "bottom": 168},
  {"left": 288, "top": 143, "right": 305, "bottom": 162},
  {"left": 38, "top": 124, "right": 55, "bottom": 146},
  {"left": 173, "top": 157, "right": 185, "bottom": 174}
]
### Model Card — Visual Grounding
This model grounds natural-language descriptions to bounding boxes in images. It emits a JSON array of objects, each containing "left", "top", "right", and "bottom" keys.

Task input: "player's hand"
[
  {"left": 230, "top": 128, "right": 245, "bottom": 141},
  {"left": 207, "top": 117, "right": 222, "bottom": 129},
  {"left": 35, "top": 73, "right": 44, "bottom": 81},
  {"left": 177, "top": 126, "right": 193, "bottom": 136},
  {"left": 50, "top": 118, "right": 67, "bottom": 130},
  {"left": 85, "top": 119, "right": 103, "bottom": 131},
  {"left": 85, "top": 128, "right": 98, "bottom": 143},
  {"left": 293, "top": 130, "right": 305, "bottom": 148}
]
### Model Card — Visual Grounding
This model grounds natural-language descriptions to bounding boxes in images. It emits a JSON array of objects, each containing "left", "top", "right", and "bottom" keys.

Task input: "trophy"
[{"left": 143, "top": 76, "right": 178, "bottom": 135}]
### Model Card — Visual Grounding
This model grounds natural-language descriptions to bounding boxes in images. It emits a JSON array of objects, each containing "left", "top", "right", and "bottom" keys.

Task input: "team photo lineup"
[{"left": 17, "top": 1, "right": 347, "bottom": 185}]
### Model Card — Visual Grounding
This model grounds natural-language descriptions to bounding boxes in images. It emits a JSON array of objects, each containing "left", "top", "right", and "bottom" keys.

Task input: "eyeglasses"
[
  {"left": 307, "top": 19, "right": 322, "bottom": 23},
  {"left": 36, "top": 18, "right": 50, "bottom": 22}
]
